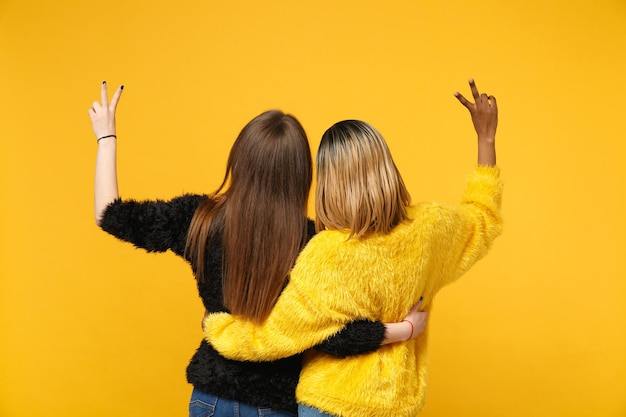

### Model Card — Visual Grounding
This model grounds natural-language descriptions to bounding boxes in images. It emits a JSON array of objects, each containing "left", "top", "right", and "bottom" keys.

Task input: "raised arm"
[
  {"left": 424, "top": 79, "right": 502, "bottom": 291},
  {"left": 454, "top": 78, "right": 497, "bottom": 166},
  {"left": 88, "top": 82, "right": 205, "bottom": 255},
  {"left": 89, "top": 81, "right": 124, "bottom": 226}
]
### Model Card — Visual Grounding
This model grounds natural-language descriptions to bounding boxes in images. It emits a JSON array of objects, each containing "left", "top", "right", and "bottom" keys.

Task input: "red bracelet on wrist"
[{"left": 402, "top": 319, "right": 414, "bottom": 340}]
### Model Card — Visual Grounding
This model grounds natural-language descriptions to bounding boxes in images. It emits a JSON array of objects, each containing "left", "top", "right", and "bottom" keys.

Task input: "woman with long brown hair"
[{"left": 89, "top": 82, "right": 426, "bottom": 417}]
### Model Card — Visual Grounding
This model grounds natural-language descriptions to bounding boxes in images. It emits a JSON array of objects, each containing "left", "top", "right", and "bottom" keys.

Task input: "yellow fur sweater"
[{"left": 205, "top": 166, "right": 503, "bottom": 417}]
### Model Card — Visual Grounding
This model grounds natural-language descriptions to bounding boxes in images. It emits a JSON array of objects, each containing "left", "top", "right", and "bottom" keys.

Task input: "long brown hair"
[
  {"left": 185, "top": 110, "right": 312, "bottom": 323},
  {"left": 316, "top": 120, "right": 411, "bottom": 238}
]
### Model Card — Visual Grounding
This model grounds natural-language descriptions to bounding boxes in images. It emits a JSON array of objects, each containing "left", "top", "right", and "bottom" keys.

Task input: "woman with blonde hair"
[
  {"left": 89, "top": 82, "right": 425, "bottom": 417},
  {"left": 204, "top": 79, "right": 503, "bottom": 417}
]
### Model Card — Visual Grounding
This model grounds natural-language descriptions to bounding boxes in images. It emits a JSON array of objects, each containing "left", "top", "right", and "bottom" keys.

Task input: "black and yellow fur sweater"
[
  {"left": 206, "top": 166, "right": 504, "bottom": 417},
  {"left": 100, "top": 194, "right": 387, "bottom": 413}
]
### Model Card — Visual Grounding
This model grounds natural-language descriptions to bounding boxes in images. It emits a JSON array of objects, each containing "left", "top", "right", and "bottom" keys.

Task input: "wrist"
[
  {"left": 477, "top": 135, "right": 495, "bottom": 143},
  {"left": 97, "top": 134, "right": 117, "bottom": 144},
  {"left": 401, "top": 319, "right": 414, "bottom": 341},
  {"left": 477, "top": 138, "right": 496, "bottom": 166}
]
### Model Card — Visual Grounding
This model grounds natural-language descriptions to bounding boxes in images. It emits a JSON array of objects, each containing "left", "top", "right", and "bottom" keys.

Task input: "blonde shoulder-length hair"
[{"left": 315, "top": 120, "right": 411, "bottom": 238}]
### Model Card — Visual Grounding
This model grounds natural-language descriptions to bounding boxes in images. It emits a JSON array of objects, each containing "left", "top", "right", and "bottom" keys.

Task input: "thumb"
[{"left": 408, "top": 296, "right": 424, "bottom": 313}]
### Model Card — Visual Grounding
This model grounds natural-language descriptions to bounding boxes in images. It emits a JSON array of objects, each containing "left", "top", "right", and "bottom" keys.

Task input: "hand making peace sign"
[
  {"left": 88, "top": 81, "right": 124, "bottom": 142},
  {"left": 454, "top": 78, "right": 498, "bottom": 141}
]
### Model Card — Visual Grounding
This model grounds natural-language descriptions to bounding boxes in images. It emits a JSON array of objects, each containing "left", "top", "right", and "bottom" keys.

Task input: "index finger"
[
  {"left": 100, "top": 81, "right": 108, "bottom": 106},
  {"left": 109, "top": 85, "right": 124, "bottom": 110},
  {"left": 454, "top": 92, "right": 473, "bottom": 110}
]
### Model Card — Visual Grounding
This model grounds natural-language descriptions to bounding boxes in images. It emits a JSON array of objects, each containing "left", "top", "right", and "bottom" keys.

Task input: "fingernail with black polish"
[
  {"left": 120, "top": 85, "right": 124, "bottom": 90},
  {"left": 102, "top": 80, "right": 106, "bottom": 84}
]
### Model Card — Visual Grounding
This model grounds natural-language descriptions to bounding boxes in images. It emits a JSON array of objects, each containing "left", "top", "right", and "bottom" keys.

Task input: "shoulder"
[
  {"left": 401, "top": 203, "right": 462, "bottom": 239},
  {"left": 291, "top": 230, "right": 346, "bottom": 277},
  {"left": 101, "top": 193, "right": 209, "bottom": 231},
  {"left": 168, "top": 193, "right": 209, "bottom": 214},
  {"left": 106, "top": 193, "right": 207, "bottom": 211},
  {"left": 301, "top": 229, "right": 345, "bottom": 252}
]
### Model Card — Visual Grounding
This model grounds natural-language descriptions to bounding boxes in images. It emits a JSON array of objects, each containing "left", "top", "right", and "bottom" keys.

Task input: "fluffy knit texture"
[
  {"left": 99, "top": 194, "right": 387, "bottom": 413},
  {"left": 205, "top": 166, "right": 504, "bottom": 417}
]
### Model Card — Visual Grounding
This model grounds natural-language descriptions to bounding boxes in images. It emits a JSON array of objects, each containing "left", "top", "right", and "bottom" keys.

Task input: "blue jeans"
[
  {"left": 297, "top": 404, "right": 337, "bottom": 417},
  {"left": 189, "top": 388, "right": 297, "bottom": 417}
]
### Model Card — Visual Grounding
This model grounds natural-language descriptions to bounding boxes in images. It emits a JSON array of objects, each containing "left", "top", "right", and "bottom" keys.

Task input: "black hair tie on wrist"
[{"left": 97, "top": 134, "right": 117, "bottom": 142}]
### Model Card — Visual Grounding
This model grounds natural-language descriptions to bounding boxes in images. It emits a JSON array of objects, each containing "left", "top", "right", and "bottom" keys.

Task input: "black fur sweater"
[{"left": 100, "top": 194, "right": 386, "bottom": 413}]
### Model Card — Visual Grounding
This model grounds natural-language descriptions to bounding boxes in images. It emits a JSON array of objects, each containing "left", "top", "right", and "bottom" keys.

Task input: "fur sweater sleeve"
[
  {"left": 422, "top": 166, "right": 503, "bottom": 292},
  {"left": 314, "top": 319, "right": 386, "bottom": 358},
  {"left": 205, "top": 269, "right": 354, "bottom": 361},
  {"left": 99, "top": 194, "right": 206, "bottom": 256}
]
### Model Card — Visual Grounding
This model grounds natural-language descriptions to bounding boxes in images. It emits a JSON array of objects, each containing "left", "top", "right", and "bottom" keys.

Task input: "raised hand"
[
  {"left": 454, "top": 79, "right": 498, "bottom": 141},
  {"left": 91, "top": 81, "right": 123, "bottom": 225},
  {"left": 454, "top": 79, "right": 498, "bottom": 166},
  {"left": 88, "top": 81, "right": 124, "bottom": 142}
]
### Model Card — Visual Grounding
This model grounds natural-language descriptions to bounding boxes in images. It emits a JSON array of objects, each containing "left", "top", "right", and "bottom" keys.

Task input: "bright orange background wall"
[{"left": 1, "top": 1, "right": 625, "bottom": 416}]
